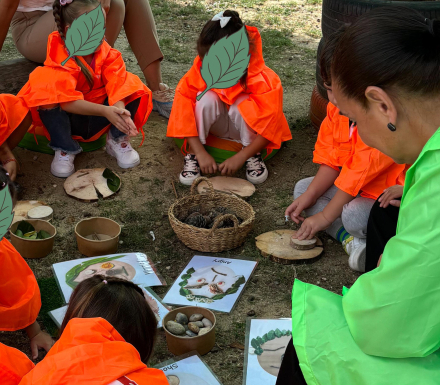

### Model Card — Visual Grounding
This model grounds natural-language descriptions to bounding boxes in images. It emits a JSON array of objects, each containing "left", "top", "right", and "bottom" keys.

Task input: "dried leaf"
[{"left": 230, "top": 342, "right": 245, "bottom": 350}]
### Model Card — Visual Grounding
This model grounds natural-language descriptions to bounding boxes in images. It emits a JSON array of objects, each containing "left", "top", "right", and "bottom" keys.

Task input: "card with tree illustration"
[
  {"left": 162, "top": 255, "right": 257, "bottom": 313},
  {"left": 243, "top": 318, "right": 292, "bottom": 384},
  {"left": 52, "top": 253, "right": 166, "bottom": 303}
]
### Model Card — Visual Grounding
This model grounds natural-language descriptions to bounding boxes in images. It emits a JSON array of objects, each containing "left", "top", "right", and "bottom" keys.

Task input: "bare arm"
[
  {"left": 306, "top": 164, "right": 340, "bottom": 201},
  {"left": 0, "top": 0, "right": 20, "bottom": 54},
  {"left": 322, "top": 188, "right": 355, "bottom": 224}
]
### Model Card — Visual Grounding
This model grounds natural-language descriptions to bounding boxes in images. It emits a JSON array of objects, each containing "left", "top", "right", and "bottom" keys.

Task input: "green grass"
[{"left": 38, "top": 277, "right": 65, "bottom": 337}]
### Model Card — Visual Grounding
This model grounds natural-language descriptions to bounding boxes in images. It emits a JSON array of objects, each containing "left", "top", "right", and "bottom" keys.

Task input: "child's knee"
[
  {"left": 341, "top": 206, "right": 368, "bottom": 238},
  {"left": 195, "top": 90, "right": 220, "bottom": 109}
]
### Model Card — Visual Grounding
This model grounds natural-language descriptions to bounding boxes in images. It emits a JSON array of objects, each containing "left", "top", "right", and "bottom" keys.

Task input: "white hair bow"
[{"left": 212, "top": 11, "right": 231, "bottom": 28}]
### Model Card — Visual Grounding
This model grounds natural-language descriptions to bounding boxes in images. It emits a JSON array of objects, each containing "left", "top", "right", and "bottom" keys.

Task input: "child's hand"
[
  {"left": 120, "top": 114, "right": 138, "bottom": 137},
  {"left": 295, "top": 212, "right": 331, "bottom": 241},
  {"left": 378, "top": 185, "right": 403, "bottom": 208},
  {"left": 30, "top": 330, "right": 55, "bottom": 359},
  {"left": 219, "top": 154, "right": 245, "bottom": 176},
  {"left": 105, "top": 106, "right": 132, "bottom": 135},
  {"left": 197, "top": 152, "right": 218, "bottom": 174},
  {"left": 285, "top": 193, "right": 317, "bottom": 224},
  {"left": 2, "top": 160, "right": 17, "bottom": 181}
]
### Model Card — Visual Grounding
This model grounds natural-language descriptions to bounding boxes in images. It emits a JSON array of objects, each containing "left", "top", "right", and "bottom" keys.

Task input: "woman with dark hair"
[
  {"left": 277, "top": 7, "right": 440, "bottom": 385},
  {"left": 19, "top": 276, "right": 168, "bottom": 384}
]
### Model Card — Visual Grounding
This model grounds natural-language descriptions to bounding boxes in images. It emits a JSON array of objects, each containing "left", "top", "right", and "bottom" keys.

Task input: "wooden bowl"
[
  {"left": 163, "top": 306, "right": 216, "bottom": 356},
  {"left": 75, "top": 217, "right": 121, "bottom": 257},
  {"left": 9, "top": 220, "right": 56, "bottom": 259}
]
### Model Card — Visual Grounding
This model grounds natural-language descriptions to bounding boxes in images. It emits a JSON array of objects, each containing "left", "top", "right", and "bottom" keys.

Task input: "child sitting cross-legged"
[
  {"left": 167, "top": 10, "right": 292, "bottom": 185},
  {"left": 19, "top": 275, "right": 168, "bottom": 385},
  {"left": 285, "top": 27, "right": 408, "bottom": 272}
]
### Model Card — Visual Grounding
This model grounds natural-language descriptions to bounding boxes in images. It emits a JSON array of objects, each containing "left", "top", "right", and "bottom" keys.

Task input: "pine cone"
[{"left": 185, "top": 212, "right": 207, "bottom": 228}]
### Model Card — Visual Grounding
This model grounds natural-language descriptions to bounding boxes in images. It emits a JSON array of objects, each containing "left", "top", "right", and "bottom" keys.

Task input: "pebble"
[
  {"left": 189, "top": 313, "right": 204, "bottom": 322},
  {"left": 248, "top": 295, "right": 255, "bottom": 302},
  {"left": 198, "top": 327, "right": 211, "bottom": 336},
  {"left": 194, "top": 321, "right": 204, "bottom": 328},
  {"left": 166, "top": 321, "right": 186, "bottom": 336},
  {"left": 186, "top": 330, "right": 197, "bottom": 337},
  {"left": 175, "top": 313, "right": 188, "bottom": 325},
  {"left": 202, "top": 318, "right": 213, "bottom": 328},
  {"left": 247, "top": 310, "right": 256, "bottom": 317},
  {"left": 188, "top": 322, "right": 200, "bottom": 334},
  {"left": 184, "top": 325, "right": 189, "bottom": 331},
  {"left": 276, "top": 219, "right": 285, "bottom": 226}
]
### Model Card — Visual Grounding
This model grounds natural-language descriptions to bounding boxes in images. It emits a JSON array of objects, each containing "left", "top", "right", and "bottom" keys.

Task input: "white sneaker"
[
  {"left": 106, "top": 136, "right": 140, "bottom": 169},
  {"left": 246, "top": 153, "right": 268, "bottom": 184},
  {"left": 179, "top": 154, "right": 201, "bottom": 185},
  {"left": 343, "top": 236, "right": 367, "bottom": 272},
  {"left": 152, "top": 83, "right": 175, "bottom": 119},
  {"left": 51, "top": 151, "right": 75, "bottom": 178}
]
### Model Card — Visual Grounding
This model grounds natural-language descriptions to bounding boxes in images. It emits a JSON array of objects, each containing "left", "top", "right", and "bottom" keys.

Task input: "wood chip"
[
  {"left": 230, "top": 342, "right": 245, "bottom": 350},
  {"left": 290, "top": 237, "right": 317, "bottom": 250}
]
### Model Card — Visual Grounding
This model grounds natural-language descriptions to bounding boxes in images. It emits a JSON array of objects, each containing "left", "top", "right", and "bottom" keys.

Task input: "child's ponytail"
[{"left": 52, "top": 0, "right": 96, "bottom": 90}]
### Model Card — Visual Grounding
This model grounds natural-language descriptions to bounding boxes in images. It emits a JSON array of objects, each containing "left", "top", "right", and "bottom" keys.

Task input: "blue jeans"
[{"left": 38, "top": 97, "right": 141, "bottom": 154}]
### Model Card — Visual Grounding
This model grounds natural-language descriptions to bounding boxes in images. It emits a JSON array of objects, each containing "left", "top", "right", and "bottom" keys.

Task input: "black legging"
[
  {"left": 365, "top": 196, "right": 400, "bottom": 272},
  {"left": 276, "top": 338, "right": 307, "bottom": 385}
]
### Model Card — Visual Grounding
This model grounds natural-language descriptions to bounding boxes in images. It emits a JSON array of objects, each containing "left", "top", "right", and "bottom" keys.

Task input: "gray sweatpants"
[{"left": 294, "top": 177, "right": 375, "bottom": 239}]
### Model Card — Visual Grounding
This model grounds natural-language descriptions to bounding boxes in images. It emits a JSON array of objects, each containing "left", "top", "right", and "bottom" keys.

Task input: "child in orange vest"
[
  {"left": 167, "top": 10, "right": 292, "bottom": 185},
  {"left": 0, "top": 168, "right": 54, "bottom": 385},
  {"left": 0, "top": 94, "right": 32, "bottom": 181},
  {"left": 19, "top": 275, "right": 169, "bottom": 385},
  {"left": 285, "top": 27, "right": 407, "bottom": 272},
  {"left": 19, "top": 0, "right": 152, "bottom": 178}
]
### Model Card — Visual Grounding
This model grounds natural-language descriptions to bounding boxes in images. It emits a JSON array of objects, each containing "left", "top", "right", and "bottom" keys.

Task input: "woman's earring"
[{"left": 387, "top": 123, "right": 397, "bottom": 132}]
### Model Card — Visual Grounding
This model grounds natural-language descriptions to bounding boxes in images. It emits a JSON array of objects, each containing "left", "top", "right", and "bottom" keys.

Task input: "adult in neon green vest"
[{"left": 277, "top": 7, "right": 440, "bottom": 385}]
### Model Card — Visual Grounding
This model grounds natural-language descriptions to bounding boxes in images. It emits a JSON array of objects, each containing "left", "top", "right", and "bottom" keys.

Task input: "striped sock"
[{"left": 336, "top": 227, "right": 350, "bottom": 243}]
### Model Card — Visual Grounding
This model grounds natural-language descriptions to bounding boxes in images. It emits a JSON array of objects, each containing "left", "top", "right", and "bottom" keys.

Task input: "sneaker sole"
[
  {"left": 247, "top": 168, "right": 269, "bottom": 185},
  {"left": 153, "top": 100, "right": 172, "bottom": 119},
  {"left": 106, "top": 146, "right": 140, "bottom": 169},
  {"left": 51, "top": 165, "right": 75, "bottom": 178},
  {"left": 348, "top": 244, "right": 367, "bottom": 272},
  {"left": 179, "top": 173, "right": 201, "bottom": 186}
]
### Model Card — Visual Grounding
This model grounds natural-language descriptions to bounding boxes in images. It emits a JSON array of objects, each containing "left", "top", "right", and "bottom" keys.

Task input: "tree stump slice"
[
  {"left": 13, "top": 200, "right": 46, "bottom": 224},
  {"left": 197, "top": 176, "right": 256, "bottom": 198},
  {"left": 256, "top": 230, "right": 323, "bottom": 264},
  {"left": 290, "top": 237, "right": 317, "bottom": 250},
  {"left": 64, "top": 169, "right": 120, "bottom": 202},
  {"left": 27, "top": 206, "right": 53, "bottom": 221}
]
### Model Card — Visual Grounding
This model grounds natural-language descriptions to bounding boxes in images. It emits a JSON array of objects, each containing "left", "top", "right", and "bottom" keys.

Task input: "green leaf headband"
[{"left": 250, "top": 329, "right": 292, "bottom": 356}]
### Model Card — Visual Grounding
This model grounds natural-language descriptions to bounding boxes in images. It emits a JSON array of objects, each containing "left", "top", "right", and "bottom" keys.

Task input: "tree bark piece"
[
  {"left": 256, "top": 230, "right": 323, "bottom": 264},
  {"left": 64, "top": 168, "right": 121, "bottom": 202},
  {"left": 197, "top": 176, "right": 256, "bottom": 198},
  {"left": 290, "top": 236, "right": 317, "bottom": 250}
]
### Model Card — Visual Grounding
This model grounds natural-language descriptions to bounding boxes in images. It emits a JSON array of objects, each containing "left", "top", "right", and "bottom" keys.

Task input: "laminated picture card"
[
  {"left": 163, "top": 255, "right": 258, "bottom": 313},
  {"left": 243, "top": 318, "right": 292, "bottom": 385},
  {"left": 52, "top": 253, "right": 166, "bottom": 303},
  {"left": 156, "top": 352, "right": 222, "bottom": 385},
  {"left": 48, "top": 287, "right": 171, "bottom": 328}
]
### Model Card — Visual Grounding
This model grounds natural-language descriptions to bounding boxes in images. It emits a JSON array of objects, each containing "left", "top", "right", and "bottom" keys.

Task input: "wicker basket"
[{"left": 169, "top": 177, "right": 255, "bottom": 252}]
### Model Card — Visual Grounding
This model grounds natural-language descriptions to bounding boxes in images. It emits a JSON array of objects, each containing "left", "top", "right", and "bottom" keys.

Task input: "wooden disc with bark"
[
  {"left": 64, "top": 169, "right": 120, "bottom": 202},
  {"left": 256, "top": 230, "right": 323, "bottom": 264},
  {"left": 197, "top": 176, "right": 255, "bottom": 198},
  {"left": 13, "top": 200, "right": 46, "bottom": 224},
  {"left": 290, "top": 237, "right": 317, "bottom": 250}
]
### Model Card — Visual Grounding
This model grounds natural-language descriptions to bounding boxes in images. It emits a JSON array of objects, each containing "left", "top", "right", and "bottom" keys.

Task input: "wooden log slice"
[
  {"left": 256, "top": 230, "right": 323, "bottom": 264},
  {"left": 197, "top": 176, "right": 256, "bottom": 198},
  {"left": 64, "top": 169, "right": 120, "bottom": 202},
  {"left": 290, "top": 236, "right": 317, "bottom": 250},
  {"left": 27, "top": 206, "right": 54, "bottom": 221},
  {"left": 13, "top": 200, "right": 46, "bottom": 224}
]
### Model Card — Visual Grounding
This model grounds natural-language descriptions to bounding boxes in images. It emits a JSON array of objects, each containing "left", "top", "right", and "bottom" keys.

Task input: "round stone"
[
  {"left": 167, "top": 375, "right": 180, "bottom": 385},
  {"left": 188, "top": 322, "right": 200, "bottom": 334},
  {"left": 189, "top": 313, "right": 204, "bottom": 322},
  {"left": 194, "top": 321, "right": 204, "bottom": 328},
  {"left": 186, "top": 330, "right": 197, "bottom": 337},
  {"left": 202, "top": 318, "right": 213, "bottom": 328},
  {"left": 175, "top": 312, "right": 188, "bottom": 325},
  {"left": 198, "top": 327, "right": 211, "bottom": 336},
  {"left": 166, "top": 321, "right": 186, "bottom": 336}
]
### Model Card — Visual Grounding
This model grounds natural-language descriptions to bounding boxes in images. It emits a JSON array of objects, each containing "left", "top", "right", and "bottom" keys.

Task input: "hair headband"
[
  {"left": 60, "top": 0, "right": 73, "bottom": 6},
  {"left": 212, "top": 11, "right": 231, "bottom": 28}
]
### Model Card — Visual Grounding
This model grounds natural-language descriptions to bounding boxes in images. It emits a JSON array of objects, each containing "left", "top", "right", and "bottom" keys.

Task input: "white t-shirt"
[{"left": 16, "top": 0, "right": 53, "bottom": 12}]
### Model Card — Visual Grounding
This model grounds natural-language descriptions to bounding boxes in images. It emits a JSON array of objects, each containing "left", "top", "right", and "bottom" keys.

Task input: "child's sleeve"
[
  {"left": 101, "top": 48, "right": 150, "bottom": 107},
  {"left": 312, "top": 104, "right": 340, "bottom": 171},
  {"left": 335, "top": 133, "right": 397, "bottom": 197},
  {"left": 18, "top": 67, "right": 83, "bottom": 107}
]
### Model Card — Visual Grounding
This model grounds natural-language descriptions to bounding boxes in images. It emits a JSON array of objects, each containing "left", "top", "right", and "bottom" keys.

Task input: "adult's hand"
[{"left": 0, "top": 0, "right": 21, "bottom": 54}]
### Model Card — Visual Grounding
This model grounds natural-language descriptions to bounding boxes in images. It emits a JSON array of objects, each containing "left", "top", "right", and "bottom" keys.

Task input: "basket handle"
[
  {"left": 190, "top": 177, "right": 215, "bottom": 198},
  {"left": 209, "top": 214, "right": 239, "bottom": 235}
]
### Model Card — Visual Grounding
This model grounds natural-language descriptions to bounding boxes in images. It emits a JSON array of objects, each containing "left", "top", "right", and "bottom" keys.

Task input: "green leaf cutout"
[
  {"left": 197, "top": 26, "right": 250, "bottom": 101},
  {"left": 61, "top": 5, "right": 106, "bottom": 66},
  {"left": 0, "top": 187, "right": 14, "bottom": 239},
  {"left": 103, "top": 168, "right": 121, "bottom": 193}
]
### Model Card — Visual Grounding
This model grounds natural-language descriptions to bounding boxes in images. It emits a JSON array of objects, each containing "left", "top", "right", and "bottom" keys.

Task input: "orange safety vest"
[
  {"left": 314, "top": 102, "right": 407, "bottom": 200},
  {"left": 0, "top": 343, "right": 34, "bottom": 385},
  {"left": 167, "top": 25, "right": 292, "bottom": 151},
  {"left": 19, "top": 318, "right": 169, "bottom": 385},
  {"left": 0, "top": 238, "right": 41, "bottom": 332},
  {"left": 18, "top": 32, "right": 152, "bottom": 145},
  {"left": 0, "top": 94, "right": 29, "bottom": 147}
]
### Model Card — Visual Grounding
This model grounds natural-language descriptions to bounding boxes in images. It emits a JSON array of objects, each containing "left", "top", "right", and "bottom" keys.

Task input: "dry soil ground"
[{"left": 0, "top": 1, "right": 360, "bottom": 384}]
